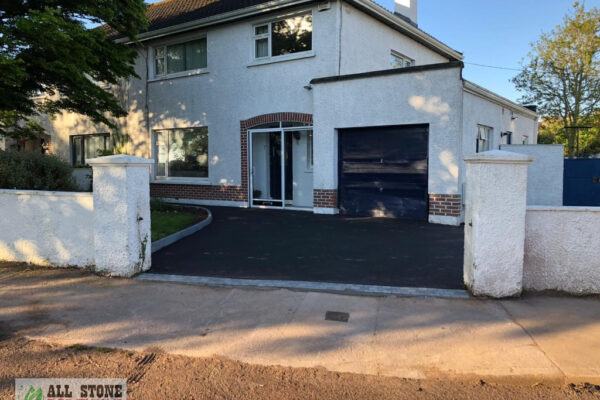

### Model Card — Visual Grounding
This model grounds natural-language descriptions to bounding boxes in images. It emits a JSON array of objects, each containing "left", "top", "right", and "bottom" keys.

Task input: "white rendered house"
[{"left": 35, "top": 0, "right": 538, "bottom": 225}]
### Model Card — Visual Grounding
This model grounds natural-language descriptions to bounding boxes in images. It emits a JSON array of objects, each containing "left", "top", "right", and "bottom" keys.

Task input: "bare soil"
[{"left": 0, "top": 334, "right": 598, "bottom": 400}]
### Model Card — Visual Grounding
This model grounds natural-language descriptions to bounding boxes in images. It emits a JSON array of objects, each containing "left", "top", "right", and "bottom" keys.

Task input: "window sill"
[
  {"left": 247, "top": 51, "right": 315, "bottom": 68},
  {"left": 149, "top": 69, "right": 209, "bottom": 83},
  {"left": 152, "top": 178, "right": 212, "bottom": 186}
]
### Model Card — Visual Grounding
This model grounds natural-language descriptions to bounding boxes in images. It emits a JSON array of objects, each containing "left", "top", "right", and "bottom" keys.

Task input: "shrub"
[{"left": 0, "top": 150, "right": 80, "bottom": 191}]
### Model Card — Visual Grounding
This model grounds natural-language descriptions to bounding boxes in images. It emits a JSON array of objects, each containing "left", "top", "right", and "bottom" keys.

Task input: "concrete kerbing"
[
  {"left": 136, "top": 273, "right": 471, "bottom": 299},
  {"left": 151, "top": 207, "right": 213, "bottom": 253}
]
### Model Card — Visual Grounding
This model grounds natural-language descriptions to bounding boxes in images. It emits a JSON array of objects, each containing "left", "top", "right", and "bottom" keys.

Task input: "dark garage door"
[{"left": 339, "top": 125, "right": 428, "bottom": 219}]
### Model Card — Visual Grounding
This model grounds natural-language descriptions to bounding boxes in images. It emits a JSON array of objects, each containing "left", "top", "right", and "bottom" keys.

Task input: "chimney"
[{"left": 394, "top": 0, "right": 418, "bottom": 26}]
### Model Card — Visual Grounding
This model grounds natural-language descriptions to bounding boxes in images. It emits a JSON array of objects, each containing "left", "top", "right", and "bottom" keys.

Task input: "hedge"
[{"left": 0, "top": 150, "right": 80, "bottom": 191}]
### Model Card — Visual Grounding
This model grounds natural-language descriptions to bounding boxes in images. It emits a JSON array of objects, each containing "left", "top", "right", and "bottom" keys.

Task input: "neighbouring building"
[{"left": 26, "top": 0, "right": 538, "bottom": 225}]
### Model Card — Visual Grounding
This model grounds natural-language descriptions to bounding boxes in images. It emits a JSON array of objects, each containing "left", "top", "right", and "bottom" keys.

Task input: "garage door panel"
[{"left": 339, "top": 125, "right": 428, "bottom": 220}]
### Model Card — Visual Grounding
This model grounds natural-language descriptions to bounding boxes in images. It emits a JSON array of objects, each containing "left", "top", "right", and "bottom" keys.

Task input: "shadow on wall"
[{"left": 0, "top": 192, "right": 94, "bottom": 267}]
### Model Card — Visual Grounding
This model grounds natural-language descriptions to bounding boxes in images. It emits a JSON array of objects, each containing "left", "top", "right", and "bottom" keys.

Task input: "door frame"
[{"left": 248, "top": 125, "right": 313, "bottom": 211}]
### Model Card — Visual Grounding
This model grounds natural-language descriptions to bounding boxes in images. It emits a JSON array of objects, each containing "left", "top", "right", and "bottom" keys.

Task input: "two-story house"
[{"left": 33, "top": 0, "right": 538, "bottom": 226}]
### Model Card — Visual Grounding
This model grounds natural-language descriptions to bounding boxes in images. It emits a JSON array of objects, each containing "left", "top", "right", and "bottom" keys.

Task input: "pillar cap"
[
  {"left": 464, "top": 150, "right": 534, "bottom": 164},
  {"left": 87, "top": 154, "right": 154, "bottom": 167}
]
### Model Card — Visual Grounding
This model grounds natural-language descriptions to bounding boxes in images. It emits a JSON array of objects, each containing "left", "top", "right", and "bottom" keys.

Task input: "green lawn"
[{"left": 151, "top": 209, "right": 203, "bottom": 242}]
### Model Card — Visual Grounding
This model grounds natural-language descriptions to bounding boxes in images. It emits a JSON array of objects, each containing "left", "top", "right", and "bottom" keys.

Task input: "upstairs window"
[
  {"left": 253, "top": 13, "right": 312, "bottom": 59},
  {"left": 390, "top": 50, "right": 414, "bottom": 68},
  {"left": 154, "top": 37, "right": 207, "bottom": 77},
  {"left": 476, "top": 125, "right": 493, "bottom": 153}
]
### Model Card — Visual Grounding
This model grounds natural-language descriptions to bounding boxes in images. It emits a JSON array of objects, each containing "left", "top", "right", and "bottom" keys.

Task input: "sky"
[{"left": 144, "top": 0, "right": 599, "bottom": 102}]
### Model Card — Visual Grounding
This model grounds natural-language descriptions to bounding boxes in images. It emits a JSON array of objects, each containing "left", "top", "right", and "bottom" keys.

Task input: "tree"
[
  {"left": 512, "top": 2, "right": 600, "bottom": 157},
  {"left": 0, "top": 0, "right": 148, "bottom": 140}
]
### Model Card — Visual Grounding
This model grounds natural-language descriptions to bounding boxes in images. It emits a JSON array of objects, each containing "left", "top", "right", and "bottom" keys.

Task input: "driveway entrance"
[{"left": 151, "top": 207, "right": 464, "bottom": 289}]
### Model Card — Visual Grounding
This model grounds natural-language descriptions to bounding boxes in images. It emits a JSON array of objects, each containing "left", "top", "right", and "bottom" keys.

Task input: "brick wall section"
[
  {"left": 151, "top": 112, "right": 313, "bottom": 203},
  {"left": 314, "top": 189, "right": 338, "bottom": 208},
  {"left": 150, "top": 183, "right": 246, "bottom": 202},
  {"left": 429, "top": 194, "right": 462, "bottom": 217}
]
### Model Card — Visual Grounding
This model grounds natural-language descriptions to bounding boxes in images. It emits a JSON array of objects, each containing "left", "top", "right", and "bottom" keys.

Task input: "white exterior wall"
[
  {"left": 501, "top": 145, "right": 564, "bottom": 206},
  {"left": 312, "top": 66, "right": 463, "bottom": 195},
  {"left": 138, "top": 4, "right": 340, "bottom": 187},
  {"left": 524, "top": 206, "right": 600, "bottom": 294},
  {"left": 461, "top": 90, "right": 538, "bottom": 199},
  {"left": 339, "top": 2, "right": 448, "bottom": 74},
  {"left": 0, "top": 190, "right": 94, "bottom": 266}
]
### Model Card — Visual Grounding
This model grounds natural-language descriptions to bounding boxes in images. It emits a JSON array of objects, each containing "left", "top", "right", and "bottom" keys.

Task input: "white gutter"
[
  {"left": 116, "top": 0, "right": 315, "bottom": 44},
  {"left": 463, "top": 80, "right": 538, "bottom": 119}
]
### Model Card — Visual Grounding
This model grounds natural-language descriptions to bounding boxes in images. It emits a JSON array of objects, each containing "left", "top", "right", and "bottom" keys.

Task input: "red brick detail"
[
  {"left": 150, "top": 183, "right": 246, "bottom": 202},
  {"left": 314, "top": 189, "right": 338, "bottom": 208},
  {"left": 428, "top": 194, "right": 462, "bottom": 217},
  {"left": 152, "top": 112, "right": 313, "bottom": 203}
]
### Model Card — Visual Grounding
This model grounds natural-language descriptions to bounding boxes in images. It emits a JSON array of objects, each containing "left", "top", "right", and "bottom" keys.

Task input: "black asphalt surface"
[{"left": 151, "top": 207, "right": 465, "bottom": 289}]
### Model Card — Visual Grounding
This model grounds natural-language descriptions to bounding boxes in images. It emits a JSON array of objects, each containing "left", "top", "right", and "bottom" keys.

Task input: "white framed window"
[
  {"left": 70, "top": 133, "right": 110, "bottom": 165},
  {"left": 154, "top": 127, "right": 209, "bottom": 179},
  {"left": 153, "top": 37, "right": 207, "bottom": 77},
  {"left": 476, "top": 125, "right": 493, "bottom": 153},
  {"left": 390, "top": 50, "right": 414, "bottom": 69},
  {"left": 253, "top": 13, "right": 312, "bottom": 59}
]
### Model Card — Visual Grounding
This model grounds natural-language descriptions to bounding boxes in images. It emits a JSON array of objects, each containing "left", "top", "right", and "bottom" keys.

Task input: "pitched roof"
[{"left": 102, "top": 0, "right": 277, "bottom": 38}]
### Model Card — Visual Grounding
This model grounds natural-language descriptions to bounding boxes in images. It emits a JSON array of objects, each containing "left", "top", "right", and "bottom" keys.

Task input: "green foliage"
[
  {"left": 0, "top": 1, "right": 148, "bottom": 139},
  {"left": 539, "top": 115, "right": 600, "bottom": 157},
  {"left": 512, "top": 2, "right": 600, "bottom": 157},
  {"left": 151, "top": 210, "right": 200, "bottom": 242},
  {"left": 0, "top": 150, "right": 80, "bottom": 191}
]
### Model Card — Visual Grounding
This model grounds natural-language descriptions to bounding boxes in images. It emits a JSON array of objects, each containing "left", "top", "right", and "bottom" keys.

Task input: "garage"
[{"left": 338, "top": 125, "right": 429, "bottom": 219}]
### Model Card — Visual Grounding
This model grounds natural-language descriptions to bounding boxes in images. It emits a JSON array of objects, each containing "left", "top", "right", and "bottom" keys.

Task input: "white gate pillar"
[
  {"left": 88, "top": 155, "right": 153, "bottom": 277},
  {"left": 463, "top": 150, "right": 533, "bottom": 297}
]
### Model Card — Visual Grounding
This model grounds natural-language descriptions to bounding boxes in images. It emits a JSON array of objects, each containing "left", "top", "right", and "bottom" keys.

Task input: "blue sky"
[
  {"left": 144, "top": 0, "right": 599, "bottom": 102},
  {"left": 390, "top": 0, "right": 599, "bottom": 102}
]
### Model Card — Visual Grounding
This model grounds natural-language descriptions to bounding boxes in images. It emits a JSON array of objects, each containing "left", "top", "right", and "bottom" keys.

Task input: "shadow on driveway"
[{"left": 151, "top": 207, "right": 464, "bottom": 289}]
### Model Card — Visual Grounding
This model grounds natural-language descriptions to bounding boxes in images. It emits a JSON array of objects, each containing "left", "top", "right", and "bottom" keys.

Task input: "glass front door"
[{"left": 250, "top": 125, "right": 313, "bottom": 209}]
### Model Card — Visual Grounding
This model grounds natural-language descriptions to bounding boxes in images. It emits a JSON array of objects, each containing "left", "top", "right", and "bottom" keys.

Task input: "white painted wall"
[
  {"left": 312, "top": 65, "right": 464, "bottom": 196},
  {"left": 524, "top": 206, "right": 600, "bottom": 294},
  {"left": 463, "top": 151, "right": 533, "bottom": 298},
  {"left": 0, "top": 190, "right": 95, "bottom": 267},
  {"left": 501, "top": 144, "right": 564, "bottom": 206},
  {"left": 339, "top": 2, "right": 447, "bottom": 74}
]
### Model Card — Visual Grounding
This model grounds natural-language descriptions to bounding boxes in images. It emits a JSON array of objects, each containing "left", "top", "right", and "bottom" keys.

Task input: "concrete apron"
[
  {"left": 3, "top": 267, "right": 600, "bottom": 384},
  {"left": 137, "top": 273, "right": 471, "bottom": 299}
]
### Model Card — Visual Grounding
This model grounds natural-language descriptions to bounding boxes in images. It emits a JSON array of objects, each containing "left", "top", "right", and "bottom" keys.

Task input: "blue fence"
[{"left": 563, "top": 159, "right": 600, "bottom": 206}]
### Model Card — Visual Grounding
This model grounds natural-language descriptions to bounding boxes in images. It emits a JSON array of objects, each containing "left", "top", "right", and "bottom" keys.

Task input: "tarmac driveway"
[{"left": 151, "top": 207, "right": 464, "bottom": 289}]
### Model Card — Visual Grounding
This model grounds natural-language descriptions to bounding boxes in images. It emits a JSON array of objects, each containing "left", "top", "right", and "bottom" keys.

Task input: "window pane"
[
  {"left": 155, "top": 57, "right": 165, "bottom": 75},
  {"left": 185, "top": 38, "right": 207, "bottom": 69},
  {"left": 166, "top": 128, "right": 208, "bottom": 178},
  {"left": 72, "top": 137, "right": 83, "bottom": 165},
  {"left": 255, "top": 25, "right": 268, "bottom": 35},
  {"left": 85, "top": 135, "right": 107, "bottom": 161},
  {"left": 271, "top": 14, "right": 312, "bottom": 56},
  {"left": 167, "top": 43, "right": 185, "bottom": 73},
  {"left": 155, "top": 131, "right": 168, "bottom": 177},
  {"left": 255, "top": 38, "right": 269, "bottom": 58}
]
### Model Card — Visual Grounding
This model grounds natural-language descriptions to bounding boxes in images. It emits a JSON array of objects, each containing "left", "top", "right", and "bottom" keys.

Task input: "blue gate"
[{"left": 563, "top": 159, "right": 600, "bottom": 206}]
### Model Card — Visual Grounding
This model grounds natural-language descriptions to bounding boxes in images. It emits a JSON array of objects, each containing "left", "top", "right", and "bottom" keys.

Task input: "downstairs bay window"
[{"left": 154, "top": 127, "right": 209, "bottom": 179}]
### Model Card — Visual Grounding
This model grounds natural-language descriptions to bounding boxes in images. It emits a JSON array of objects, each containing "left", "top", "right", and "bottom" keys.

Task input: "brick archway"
[{"left": 240, "top": 112, "right": 313, "bottom": 204}]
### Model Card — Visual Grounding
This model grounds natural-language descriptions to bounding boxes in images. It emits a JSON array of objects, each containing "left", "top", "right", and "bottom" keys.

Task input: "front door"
[{"left": 250, "top": 125, "right": 313, "bottom": 209}]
